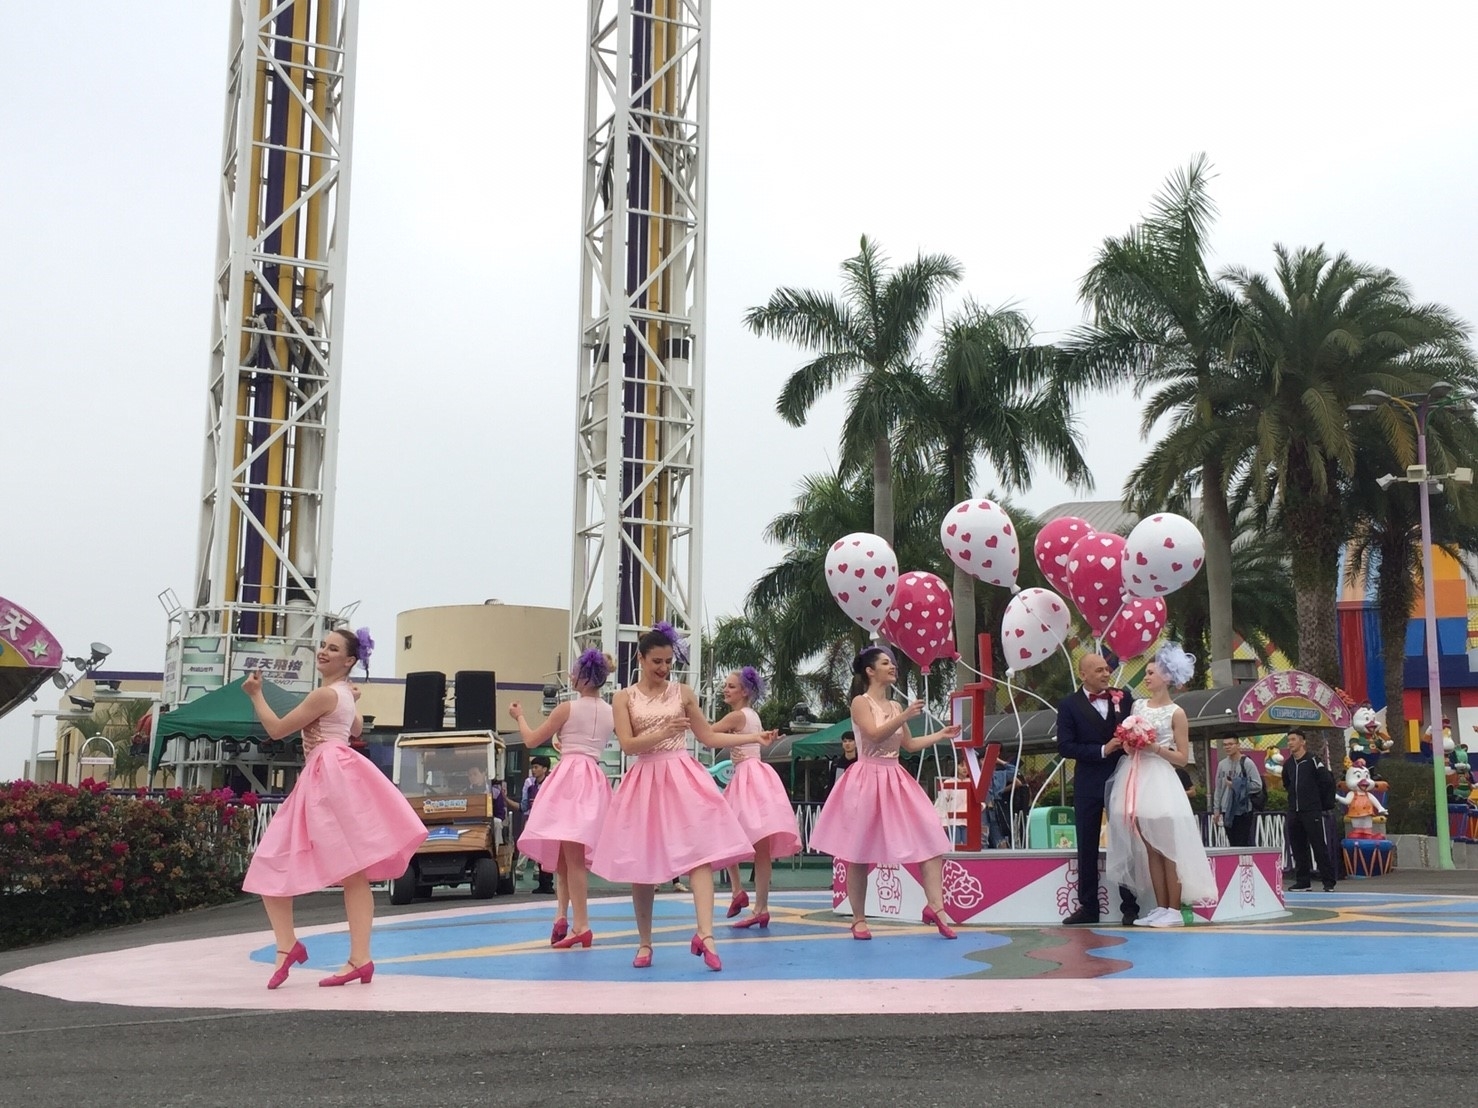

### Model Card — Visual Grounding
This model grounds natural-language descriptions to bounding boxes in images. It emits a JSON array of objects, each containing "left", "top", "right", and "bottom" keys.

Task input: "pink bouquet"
[{"left": 1115, "top": 714, "right": 1157, "bottom": 752}]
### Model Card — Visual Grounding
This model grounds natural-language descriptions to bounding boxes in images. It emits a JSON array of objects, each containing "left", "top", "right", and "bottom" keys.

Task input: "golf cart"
[{"left": 388, "top": 730, "right": 516, "bottom": 904}]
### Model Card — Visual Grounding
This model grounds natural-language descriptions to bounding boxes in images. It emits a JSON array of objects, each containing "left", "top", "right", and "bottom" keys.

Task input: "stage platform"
[{"left": 833, "top": 848, "right": 1287, "bottom": 924}]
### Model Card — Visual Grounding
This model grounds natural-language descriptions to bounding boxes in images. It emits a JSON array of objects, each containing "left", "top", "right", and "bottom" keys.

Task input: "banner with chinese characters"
[
  {"left": 0, "top": 596, "right": 63, "bottom": 721},
  {"left": 1236, "top": 669, "right": 1353, "bottom": 730},
  {"left": 229, "top": 641, "right": 316, "bottom": 694}
]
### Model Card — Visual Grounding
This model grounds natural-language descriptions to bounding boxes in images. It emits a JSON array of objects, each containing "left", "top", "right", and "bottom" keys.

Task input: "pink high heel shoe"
[
  {"left": 690, "top": 933, "right": 722, "bottom": 971},
  {"left": 730, "top": 911, "right": 770, "bottom": 930},
  {"left": 922, "top": 906, "right": 958, "bottom": 940},
  {"left": 553, "top": 929, "right": 593, "bottom": 949},
  {"left": 267, "top": 940, "right": 307, "bottom": 990},
  {"left": 318, "top": 960, "right": 375, "bottom": 987},
  {"left": 632, "top": 945, "right": 653, "bottom": 969},
  {"left": 550, "top": 916, "right": 569, "bottom": 945},
  {"left": 850, "top": 921, "right": 872, "bottom": 941},
  {"left": 726, "top": 889, "right": 750, "bottom": 918}
]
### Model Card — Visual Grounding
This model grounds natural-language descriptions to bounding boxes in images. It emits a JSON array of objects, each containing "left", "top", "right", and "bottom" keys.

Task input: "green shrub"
[
  {"left": 1373, "top": 757, "right": 1437, "bottom": 836},
  {"left": 0, "top": 780, "right": 256, "bottom": 950}
]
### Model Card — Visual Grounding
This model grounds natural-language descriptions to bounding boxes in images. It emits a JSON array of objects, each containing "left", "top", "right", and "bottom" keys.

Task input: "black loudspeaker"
[
  {"left": 454, "top": 670, "right": 497, "bottom": 731},
  {"left": 404, "top": 671, "right": 447, "bottom": 731}
]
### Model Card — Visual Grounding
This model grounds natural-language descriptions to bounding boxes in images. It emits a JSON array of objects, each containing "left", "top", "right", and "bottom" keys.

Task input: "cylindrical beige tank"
[{"left": 394, "top": 603, "right": 570, "bottom": 729}]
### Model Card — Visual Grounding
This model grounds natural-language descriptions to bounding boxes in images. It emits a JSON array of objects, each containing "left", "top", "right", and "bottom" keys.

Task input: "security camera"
[
  {"left": 69, "top": 695, "right": 95, "bottom": 711},
  {"left": 1375, "top": 474, "right": 1399, "bottom": 490}
]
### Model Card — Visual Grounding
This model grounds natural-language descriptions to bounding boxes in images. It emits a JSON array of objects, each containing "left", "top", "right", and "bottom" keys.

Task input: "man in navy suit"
[{"left": 1056, "top": 653, "right": 1140, "bottom": 925}]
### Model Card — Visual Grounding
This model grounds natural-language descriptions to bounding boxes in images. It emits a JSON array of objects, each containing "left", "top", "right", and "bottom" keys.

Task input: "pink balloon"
[
  {"left": 1034, "top": 517, "right": 1095, "bottom": 597},
  {"left": 1066, "top": 532, "right": 1128, "bottom": 638},
  {"left": 882, "top": 571, "right": 957, "bottom": 668},
  {"left": 939, "top": 499, "right": 1019, "bottom": 589},
  {"left": 1103, "top": 597, "right": 1168, "bottom": 659}
]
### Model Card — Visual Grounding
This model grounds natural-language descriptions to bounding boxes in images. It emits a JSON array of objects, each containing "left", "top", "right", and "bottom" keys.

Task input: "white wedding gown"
[{"left": 1104, "top": 700, "right": 1218, "bottom": 907}]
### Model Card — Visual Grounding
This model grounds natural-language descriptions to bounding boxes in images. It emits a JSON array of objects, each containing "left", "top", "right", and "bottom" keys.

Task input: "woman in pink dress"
[
  {"left": 810, "top": 646, "right": 962, "bottom": 940},
  {"left": 590, "top": 624, "right": 774, "bottom": 972},
  {"left": 242, "top": 628, "right": 426, "bottom": 988},
  {"left": 715, "top": 666, "right": 801, "bottom": 930},
  {"left": 510, "top": 649, "right": 616, "bottom": 950}
]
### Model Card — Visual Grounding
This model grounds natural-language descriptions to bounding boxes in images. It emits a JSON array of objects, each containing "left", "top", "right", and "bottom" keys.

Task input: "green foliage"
[
  {"left": 1373, "top": 757, "right": 1437, "bottom": 836},
  {"left": 0, "top": 780, "right": 256, "bottom": 950}
]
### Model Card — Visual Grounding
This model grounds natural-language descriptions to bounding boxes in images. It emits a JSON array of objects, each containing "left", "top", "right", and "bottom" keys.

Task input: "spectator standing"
[
  {"left": 1213, "top": 737, "right": 1264, "bottom": 848},
  {"left": 1280, "top": 729, "right": 1337, "bottom": 892},
  {"left": 522, "top": 757, "right": 554, "bottom": 893}
]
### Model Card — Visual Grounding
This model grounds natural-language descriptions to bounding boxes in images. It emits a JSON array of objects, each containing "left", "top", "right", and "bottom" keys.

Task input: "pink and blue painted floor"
[{"left": 3, "top": 888, "right": 1476, "bottom": 1014}]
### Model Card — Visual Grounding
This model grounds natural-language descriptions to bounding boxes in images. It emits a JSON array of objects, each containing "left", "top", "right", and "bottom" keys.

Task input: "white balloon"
[
  {"left": 1000, "top": 587, "right": 1072, "bottom": 673},
  {"left": 1123, "top": 513, "right": 1206, "bottom": 598},
  {"left": 939, "top": 499, "right": 1020, "bottom": 589},
  {"left": 824, "top": 532, "right": 899, "bottom": 633}
]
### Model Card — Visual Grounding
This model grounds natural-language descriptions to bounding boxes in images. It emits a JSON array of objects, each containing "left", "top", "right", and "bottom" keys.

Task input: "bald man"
[{"left": 1056, "top": 653, "right": 1140, "bottom": 926}]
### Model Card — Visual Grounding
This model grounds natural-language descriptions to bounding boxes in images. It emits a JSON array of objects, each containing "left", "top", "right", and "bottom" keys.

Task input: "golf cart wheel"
[
  {"left": 471, "top": 857, "right": 499, "bottom": 899},
  {"left": 389, "top": 865, "right": 418, "bottom": 906}
]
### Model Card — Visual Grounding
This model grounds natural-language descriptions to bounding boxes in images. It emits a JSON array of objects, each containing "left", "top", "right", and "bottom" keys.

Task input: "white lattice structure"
[
  {"left": 570, "top": 0, "right": 710, "bottom": 685},
  {"left": 166, "top": 1, "right": 360, "bottom": 787}
]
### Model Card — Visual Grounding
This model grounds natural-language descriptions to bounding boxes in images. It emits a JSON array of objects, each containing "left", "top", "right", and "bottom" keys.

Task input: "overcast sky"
[{"left": 4, "top": 1, "right": 1476, "bottom": 775}]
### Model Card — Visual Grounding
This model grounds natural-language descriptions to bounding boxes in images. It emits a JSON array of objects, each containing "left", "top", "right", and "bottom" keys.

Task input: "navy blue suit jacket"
[{"left": 1056, "top": 688, "right": 1131, "bottom": 804}]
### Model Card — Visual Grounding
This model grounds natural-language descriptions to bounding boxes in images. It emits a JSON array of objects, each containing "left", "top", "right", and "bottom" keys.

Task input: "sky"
[{"left": 3, "top": 1, "right": 1476, "bottom": 776}]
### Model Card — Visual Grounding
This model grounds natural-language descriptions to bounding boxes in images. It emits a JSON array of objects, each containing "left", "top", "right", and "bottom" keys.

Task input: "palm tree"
[
  {"left": 897, "top": 302, "right": 1092, "bottom": 668},
  {"left": 1226, "top": 245, "right": 1478, "bottom": 707},
  {"left": 744, "top": 236, "right": 962, "bottom": 549},
  {"left": 1069, "top": 156, "right": 1247, "bottom": 686},
  {"left": 1344, "top": 408, "right": 1478, "bottom": 747},
  {"left": 1163, "top": 516, "right": 1300, "bottom": 686},
  {"left": 748, "top": 463, "right": 955, "bottom": 706}
]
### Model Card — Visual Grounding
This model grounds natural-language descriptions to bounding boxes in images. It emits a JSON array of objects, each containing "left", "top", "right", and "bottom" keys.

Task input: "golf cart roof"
[{"left": 396, "top": 731, "right": 498, "bottom": 748}]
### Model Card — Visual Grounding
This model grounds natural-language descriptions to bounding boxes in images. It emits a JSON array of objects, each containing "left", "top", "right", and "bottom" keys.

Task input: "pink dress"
[
  {"left": 517, "top": 695, "right": 615, "bottom": 869},
  {"left": 590, "top": 682, "right": 753, "bottom": 884},
  {"left": 723, "top": 707, "right": 801, "bottom": 859},
  {"left": 809, "top": 696, "right": 951, "bottom": 864},
  {"left": 242, "top": 683, "right": 426, "bottom": 896}
]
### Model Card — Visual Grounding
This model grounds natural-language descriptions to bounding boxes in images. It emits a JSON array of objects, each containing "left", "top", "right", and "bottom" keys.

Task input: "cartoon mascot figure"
[{"left": 1337, "top": 760, "right": 1387, "bottom": 839}]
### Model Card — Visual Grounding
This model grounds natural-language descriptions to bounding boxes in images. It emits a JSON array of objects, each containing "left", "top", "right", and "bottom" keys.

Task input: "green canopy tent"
[{"left": 151, "top": 676, "right": 306, "bottom": 772}]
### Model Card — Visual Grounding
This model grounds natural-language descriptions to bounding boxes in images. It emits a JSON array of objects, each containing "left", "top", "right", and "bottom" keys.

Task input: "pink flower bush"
[{"left": 0, "top": 779, "right": 255, "bottom": 949}]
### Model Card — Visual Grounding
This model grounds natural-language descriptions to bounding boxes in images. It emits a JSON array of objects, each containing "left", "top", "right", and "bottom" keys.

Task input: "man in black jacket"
[
  {"left": 1280, "top": 729, "right": 1337, "bottom": 892},
  {"left": 1056, "top": 653, "right": 1140, "bottom": 925}
]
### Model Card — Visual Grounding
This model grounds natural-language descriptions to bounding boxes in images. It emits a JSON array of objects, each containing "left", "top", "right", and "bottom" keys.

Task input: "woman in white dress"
[{"left": 1105, "top": 642, "right": 1218, "bottom": 927}]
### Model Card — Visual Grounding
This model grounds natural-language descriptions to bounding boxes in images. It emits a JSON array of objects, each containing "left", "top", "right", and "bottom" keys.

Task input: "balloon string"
[{"left": 954, "top": 658, "right": 1057, "bottom": 713}]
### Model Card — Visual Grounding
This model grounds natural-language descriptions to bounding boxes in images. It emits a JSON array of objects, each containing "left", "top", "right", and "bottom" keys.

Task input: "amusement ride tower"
[
  {"left": 570, "top": 0, "right": 711, "bottom": 684},
  {"left": 163, "top": 0, "right": 360, "bottom": 776}
]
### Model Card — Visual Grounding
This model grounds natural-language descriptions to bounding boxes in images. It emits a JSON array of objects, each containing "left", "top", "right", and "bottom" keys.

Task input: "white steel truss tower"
[
  {"left": 167, "top": 1, "right": 359, "bottom": 780},
  {"left": 571, "top": 0, "right": 710, "bottom": 685}
]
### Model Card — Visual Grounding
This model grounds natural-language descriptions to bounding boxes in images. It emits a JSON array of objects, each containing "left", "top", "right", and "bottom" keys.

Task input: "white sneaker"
[
  {"left": 1131, "top": 911, "right": 1158, "bottom": 926},
  {"left": 1148, "top": 907, "right": 1185, "bottom": 928}
]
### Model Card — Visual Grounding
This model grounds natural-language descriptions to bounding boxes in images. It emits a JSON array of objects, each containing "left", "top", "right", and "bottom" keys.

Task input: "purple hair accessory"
[
  {"left": 573, "top": 648, "right": 610, "bottom": 688},
  {"left": 652, "top": 620, "right": 690, "bottom": 665},
  {"left": 738, "top": 665, "right": 767, "bottom": 703},
  {"left": 354, "top": 627, "right": 375, "bottom": 677}
]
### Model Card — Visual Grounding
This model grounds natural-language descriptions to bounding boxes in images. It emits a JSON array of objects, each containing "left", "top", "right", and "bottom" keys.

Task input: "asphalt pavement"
[{"left": 2, "top": 870, "right": 1474, "bottom": 1107}]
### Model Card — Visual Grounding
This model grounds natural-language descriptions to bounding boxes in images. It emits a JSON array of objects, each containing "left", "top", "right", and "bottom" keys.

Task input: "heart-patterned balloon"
[
  {"left": 1034, "top": 516, "right": 1095, "bottom": 598},
  {"left": 1000, "top": 587, "right": 1071, "bottom": 674},
  {"left": 1123, "top": 513, "right": 1206, "bottom": 598},
  {"left": 824, "top": 533, "right": 898, "bottom": 633},
  {"left": 939, "top": 499, "right": 1019, "bottom": 590},
  {"left": 1103, "top": 596, "right": 1168, "bottom": 660},
  {"left": 882, "top": 571, "right": 956, "bottom": 667},
  {"left": 1066, "top": 532, "right": 1127, "bottom": 637}
]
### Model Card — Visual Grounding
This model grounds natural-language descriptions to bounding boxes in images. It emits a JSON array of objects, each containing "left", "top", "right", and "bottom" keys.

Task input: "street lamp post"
[{"left": 1350, "top": 384, "right": 1473, "bottom": 871}]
